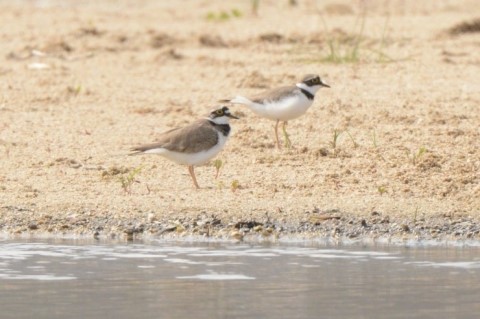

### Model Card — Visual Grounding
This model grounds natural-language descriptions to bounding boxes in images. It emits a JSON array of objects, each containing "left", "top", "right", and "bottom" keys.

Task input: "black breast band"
[
  {"left": 300, "top": 88, "right": 314, "bottom": 100},
  {"left": 210, "top": 122, "right": 231, "bottom": 136}
]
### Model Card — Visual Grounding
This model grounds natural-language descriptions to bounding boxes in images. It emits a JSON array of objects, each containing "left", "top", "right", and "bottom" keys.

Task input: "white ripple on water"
[
  {"left": 188, "top": 250, "right": 279, "bottom": 257},
  {"left": 177, "top": 273, "right": 255, "bottom": 281},
  {"left": 184, "top": 247, "right": 401, "bottom": 261},
  {"left": 409, "top": 261, "right": 480, "bottom": 269},
  {"left": 347, "top": 251, "right": 395, "bottom": 256},
  {"left": 12, "top": 241, "right": 480, "bottom": 283},
  {"left": 104, "top": 253, "right": 167, "bottom": 259},
  {"left": 0, "top": 273, "right": 76, "bottom": 281},
  {"left": 308, "top": 253, "right": 365, "bottom": 259},
  {"left": 164, "top": 258, "right": 203, "bottom": 265}
]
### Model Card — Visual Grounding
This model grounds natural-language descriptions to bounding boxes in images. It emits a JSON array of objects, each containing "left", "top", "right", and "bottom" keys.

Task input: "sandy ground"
[{"left": 0, "top": 0, "right": 479, "bottom": 241}]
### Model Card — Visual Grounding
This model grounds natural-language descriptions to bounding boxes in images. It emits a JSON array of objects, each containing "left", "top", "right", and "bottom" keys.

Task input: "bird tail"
[
  {"left": 128, "top": 145, "right": 150, "bottom": 156},
  {"left": 128, "top": 151, "right": 143, "bottom": 156},
  {"left": 219, "top": 95, "right": 252, "bottom": 106}
]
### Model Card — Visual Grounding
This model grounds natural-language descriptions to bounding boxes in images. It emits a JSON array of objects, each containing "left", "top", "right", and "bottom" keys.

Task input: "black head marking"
[
  {"left": 210, "top": 107, "right": 225, "bottom": 119},
  {"left": 301, "top": 74, "right": 330, "bottom": 88},
  {"left": 209, "top": 106, "right": 239, "bottom": 119},
  {"left": 302, "top": 74, "right": 321, "bottom": 86}
]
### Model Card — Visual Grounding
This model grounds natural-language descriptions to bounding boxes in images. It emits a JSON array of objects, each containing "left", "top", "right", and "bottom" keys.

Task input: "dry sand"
[{"left": 0, "top": 0, "right": 479, "bottom": 242}]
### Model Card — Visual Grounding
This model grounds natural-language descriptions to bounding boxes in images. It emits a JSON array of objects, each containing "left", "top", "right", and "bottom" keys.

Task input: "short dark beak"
[
  {"left": 321, "top": 81, "right": 330, "bottom": 88},
  {"left": 228, "top": 114, "right": 240, "bottom": 119}
]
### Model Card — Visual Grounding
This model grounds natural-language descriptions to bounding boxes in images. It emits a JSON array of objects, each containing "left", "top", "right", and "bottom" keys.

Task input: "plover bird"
[
  {"left": 130, "top": 106, "right": 239, "bottom": 189},
  {"left": 221, "top": 74, "right": 329, "bottom": 148}
]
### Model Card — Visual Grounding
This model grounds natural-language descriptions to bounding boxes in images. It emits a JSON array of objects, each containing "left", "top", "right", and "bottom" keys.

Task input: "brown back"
[
  {"left": 131, "top": 119, "right": 219, "bottom": 154},
  {"left": 251, "top": 85, "right": 298, "bottom": 104}
]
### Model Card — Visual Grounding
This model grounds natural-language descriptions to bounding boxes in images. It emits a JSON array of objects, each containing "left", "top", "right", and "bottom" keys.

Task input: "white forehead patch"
[{"left": 296, "top": 82, "right": 310, "bottom": 90}]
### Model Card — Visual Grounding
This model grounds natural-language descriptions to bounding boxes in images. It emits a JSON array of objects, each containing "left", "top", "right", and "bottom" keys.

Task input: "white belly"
[
  {"left": 249, "top": 94, "right": 314, "bottom": 121},
  {"left": 145, "top": 132, "right": 227, "bottom": 166}
]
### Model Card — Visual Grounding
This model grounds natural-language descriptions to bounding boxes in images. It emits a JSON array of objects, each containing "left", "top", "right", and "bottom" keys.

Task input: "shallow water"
[{"left": 1, "top": 239, "right": 479, "bottom": 319}]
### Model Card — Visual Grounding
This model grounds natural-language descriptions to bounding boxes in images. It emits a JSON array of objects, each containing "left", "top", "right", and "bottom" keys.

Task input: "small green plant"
[
  {"left": 320, "top": 9, "right": 366, "bottom": 63},
  {"left": 216, "top": 180, "right": 225, "bottom": 190},
  {"left": 251, "top": 0, "right": 259, "bottom": 15},
  {"left": 205, "top": 9, "right": 242, "bottom": 21},
  {"left": 375, "top": 14, "right": 392, "bottom": 63},
  {"left": 371, "top": 129, "right": 378, "bottom": 148},
  {"left": 345, "top": 130, "right": 358, "bottom": 148},
  {"left": 219, "top": 11, "right": 230, "bottom": 20},
  {"left": 330, "top": 129, "right": 342, "bottom": 156},
  {"left": 205, "top": 12, "right": 216, "bottom": 20},
  {"left": 323, "top": 37, "right": 360, "bottom": 63},
  {"left": 318, "top": 5, "right": 394, "bottom": 64},
  {"left": 66, "top": 84, "right": 82, "bottom": 96},
  {"left": 231, "top": 180, "right": 240, "bottom": 192},
  {"left": 231, "top": 9, "right": 242, "bottom": 17},
  {"left": 377, "top": 186, "right": 387, "bottom": 196},
  {"left": 413, "top": 206, "right": 419, "bottom": 222},
  {"left": 409, "top": 146, "right": 427, "bottom": 165},
  {"left": 213, "top": 159, "right": 223, "bottom": 179},
  {"left": 118, "top": 166, "right": 143, "bottom": 194}
]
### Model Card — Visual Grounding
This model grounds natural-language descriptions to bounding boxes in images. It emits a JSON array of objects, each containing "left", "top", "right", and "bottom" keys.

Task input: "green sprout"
[
  {"left": 330, "top": 129, "right": 342, "bottom": 156},
  {"left": 205, "top": 9, "right": 243, "bottom": 21},
  {"left": 371, "top": 129, "right": 378, "bottom": 148},
  {"left": 118, "top": 166, "right": 143, "bottom": 194},
  {"left": 409, "top": 146, "right": 427, "bottom": 165},
  {"left": 377, "top": 186, "right": 387, "bottom": 196},
  {"left": 231, "top": 180, "right": 240, "bottom": 192},
  {"left": 345, "top": 130, "right": 358, "bottom": 148},
  {"left": 213, "top": 159, "right": 223, "bottom": 179}
]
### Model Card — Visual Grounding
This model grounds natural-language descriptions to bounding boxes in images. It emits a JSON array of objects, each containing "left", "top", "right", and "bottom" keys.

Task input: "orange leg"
[
  {"left": 188, "top": 165, "right": 200, "bottom": 189},
  {"left": 282, "top": 121, "right": 292, "bottom": 148},
  {"left": 274, "top": 120, "right": 281, "bottom": 149}
]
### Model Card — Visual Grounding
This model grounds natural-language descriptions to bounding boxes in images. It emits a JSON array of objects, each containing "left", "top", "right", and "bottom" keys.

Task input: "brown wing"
[
  {"left": 130, "top": 119, "right": 219, "bottom": 154},
  {"left": 251, "top": 85, "right": 298, "bottom": 104}
]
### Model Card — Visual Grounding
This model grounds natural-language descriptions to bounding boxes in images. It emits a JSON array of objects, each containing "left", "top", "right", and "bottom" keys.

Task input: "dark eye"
[
  {"left": 314, "top": 78, "right": 320, "bottom": 83},
  {"left": 215, "top": 110, "right": 223, "bottom": 115}
]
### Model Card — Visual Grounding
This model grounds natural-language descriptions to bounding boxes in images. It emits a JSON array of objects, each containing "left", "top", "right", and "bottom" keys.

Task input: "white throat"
[
  {"left": 296, "top": 82, "right": 321, "bottom": 95},
  {"left": 208, "top": 115, "right": 230, "bottom": 125}
]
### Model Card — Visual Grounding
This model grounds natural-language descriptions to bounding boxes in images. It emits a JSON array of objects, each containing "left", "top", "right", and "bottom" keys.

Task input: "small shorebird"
[
  {"left": 221, "top": 74, "right": 329, "bottom": 148},
  {"left": 130, "top": 106, "right": 239, "bottom": 189}
]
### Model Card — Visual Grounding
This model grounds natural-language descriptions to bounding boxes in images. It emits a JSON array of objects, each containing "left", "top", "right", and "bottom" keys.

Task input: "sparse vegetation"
[
  {"left": 251, "top": 0, "right": 296, "bottom": 15},
  {"left": 118, "top": 166, "right": 143, "bottom": 194},
  {"left": 377, "top": 185, "right": 387, "bottom": 196},
  {"left": 205, "top": 9, "right": 242, "bottom": 21},
  {"left": 216, "top": 180, "right": 225, "bottom": 190},
  {"left": 251, "top": 0, "right": 259, "bottom": 15},
  {"left": 319, "top": 9, "right": 366, "bottom": 63},
  {"left": 231, "top": 180, "right": 240, "bottom": 192},
  {"left": 409, "top": 147, "right": 427, "bottom": 165},
  {"left": 329, "top": 129, "right": 342, "bottom": 156},
  {"left": 375, "top": 13, "right": 392, "bottom": 63},
  {"left": 413, "top": 207, "right": 419, "bottom": 223},
  {"left": 318, "top": 5, "right": 393, "bottom": 63},
  {"left": 213, "top": 159, "right": 223, "bottom": 179},
  {"left": 66, "top": 84, "right": 82, "bottom": 96},
  {"left": 345, "top": 130, "right": 358, "bottom": 148}
]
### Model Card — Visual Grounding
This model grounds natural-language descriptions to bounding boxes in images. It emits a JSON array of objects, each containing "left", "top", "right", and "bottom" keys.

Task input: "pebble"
[
  {"left": 1, "top": 208, "right": 479, "bottom": 242},
  {"left": 28, "top": 222, "right": 38, "bottom": 230}
]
